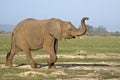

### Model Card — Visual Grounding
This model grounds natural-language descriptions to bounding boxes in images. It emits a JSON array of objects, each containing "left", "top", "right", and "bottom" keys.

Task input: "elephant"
[{"left": 5, "top": 17, "right": 89, "bottom": 69}]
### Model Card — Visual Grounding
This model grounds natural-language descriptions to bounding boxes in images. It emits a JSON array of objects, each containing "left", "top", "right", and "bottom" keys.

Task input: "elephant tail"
[
  {"left": 8, "top": 32, "right": 14, "bottom": 53},
  {"left": 6, "top": 32, "right": 14, "bottom": 59}
]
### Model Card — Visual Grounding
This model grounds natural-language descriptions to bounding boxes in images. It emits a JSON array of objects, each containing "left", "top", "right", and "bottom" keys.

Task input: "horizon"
[{"left": 0, "top": 23, "right": 119, "bottom": 33}]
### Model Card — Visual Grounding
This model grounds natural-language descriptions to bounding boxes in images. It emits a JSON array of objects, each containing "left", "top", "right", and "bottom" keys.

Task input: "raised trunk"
[{"left": 74, "top": 17, "right": 89, "bottom": 36}]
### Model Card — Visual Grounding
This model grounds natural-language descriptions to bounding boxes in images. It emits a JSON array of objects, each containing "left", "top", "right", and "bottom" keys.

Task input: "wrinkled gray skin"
[{"left": 5, "top": 17, "right": 89, "bottom": 69}]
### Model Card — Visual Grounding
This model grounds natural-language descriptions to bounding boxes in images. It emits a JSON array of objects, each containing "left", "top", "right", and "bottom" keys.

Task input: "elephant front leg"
[
  {"left": 48, "top": 40, "right": 58, "bottom": 69},
  {"left": 43, "top": 37, "right": 58, "bottom": 69},
  {"left": 48, "top": 54, "right": 57, "bottom": 69}
]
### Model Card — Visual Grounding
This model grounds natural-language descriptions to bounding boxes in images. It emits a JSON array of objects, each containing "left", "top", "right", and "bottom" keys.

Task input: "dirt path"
[
  {"left": 1, "top": 53, "right": 120, "bottom": 80},
  {"left": 1, "top": 62, "right": 120, "bottom": 80}
]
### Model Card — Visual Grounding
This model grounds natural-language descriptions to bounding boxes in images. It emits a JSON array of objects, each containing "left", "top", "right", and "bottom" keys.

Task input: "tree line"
[
  {"left": 0, "top": 24, "right": 120, "bottom": 36},
  {"left": 79, "top": 25, "right": 120, "bottom": 36}
]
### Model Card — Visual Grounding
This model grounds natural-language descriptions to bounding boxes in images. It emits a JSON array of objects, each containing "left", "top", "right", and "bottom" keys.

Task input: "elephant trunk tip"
[{"left": 82, "top": 17, "right": 89, "bottom": 20}]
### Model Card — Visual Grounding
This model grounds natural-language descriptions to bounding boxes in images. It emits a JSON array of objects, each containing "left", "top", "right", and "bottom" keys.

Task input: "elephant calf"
[{"left": 5, "top": 17, "right": 89, "bottom": 69}]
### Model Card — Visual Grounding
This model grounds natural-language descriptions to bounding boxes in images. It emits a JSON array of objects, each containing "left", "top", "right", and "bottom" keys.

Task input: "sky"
[{"left": 0, "top": 0, "right": 120, "bottom": 32}]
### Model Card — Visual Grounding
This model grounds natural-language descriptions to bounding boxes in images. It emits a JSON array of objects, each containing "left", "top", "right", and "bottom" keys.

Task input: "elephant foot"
[
  {"left": 47, "top": 60, "right": 56, "bottom": 69},
  {"left": 5, "top": 61, "right": 13, "bottom": 67},
  {"left": 30, "top": 63, "right": 40, "bottom": 68},
  {"left": 48, "top": 63, "right": 56, "bottom": 69}
]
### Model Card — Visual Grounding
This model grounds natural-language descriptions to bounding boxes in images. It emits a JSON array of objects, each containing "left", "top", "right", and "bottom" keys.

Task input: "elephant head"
[{"left": 47, "top": 17, "right": 89, "bottom": 40}]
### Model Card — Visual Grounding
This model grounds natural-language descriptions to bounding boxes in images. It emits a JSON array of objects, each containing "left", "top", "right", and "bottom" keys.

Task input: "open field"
[{"left": 0, "top": 33, "right": 120, "bottom": 80}]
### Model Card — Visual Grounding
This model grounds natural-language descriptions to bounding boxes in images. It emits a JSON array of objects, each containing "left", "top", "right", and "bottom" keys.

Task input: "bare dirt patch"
[
  {"left": 1, "top": 53, "right": 120, "bottom": 69},
  {"left": 31, "top": 53, "right": 120, "bottom": 59},
  {"left": 5, "top": 69, "right": 68, "bottom": 78},
  {"left": 18, "top": 71, "right": 47, "bottom": 77},
  {"left": 1, "top": 53, "right": 120, "bottom": 80}
]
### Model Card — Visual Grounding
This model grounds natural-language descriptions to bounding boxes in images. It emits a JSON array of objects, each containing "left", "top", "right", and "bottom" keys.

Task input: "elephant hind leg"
[
  {"left": 24, "top": 49, "right": 37, "bottom": 68},
  {"left": 5, "top": 51, "right": 12, "bottom": 66},
  {"left": 19, "top": 42, "right": 37, "bottom": 68},
  {"left": 5, "top": 45, "right": 21, "bottom": 67}
]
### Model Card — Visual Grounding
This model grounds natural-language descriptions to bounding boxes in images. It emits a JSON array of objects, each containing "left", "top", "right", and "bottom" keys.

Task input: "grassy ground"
[{"left": 0, "top": 33, "right": 120, "bottom": 80}]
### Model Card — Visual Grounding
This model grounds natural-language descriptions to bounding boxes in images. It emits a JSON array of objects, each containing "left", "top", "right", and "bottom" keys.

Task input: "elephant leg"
[
  {"left": 17, "top": 39, "right": 37, "bottom": 68},
  {"left": 5, "top": 51, "right": 15, "bottom": 67},
  {"left": 47, "top": 53, "right": 57, "bottom": 69},
  {"left": 43, "top": 37, "right": 58, "bottom": 69},
  {"left": 48, "top": 39, "right": 58, "bottom": 69},
  {"left": 22, "top": 45, "right": 37, "bottom": 68},
  {"left": 5, "top": 44, "right": 21, "bottom": 67},
  {"left": 54, "top": 39, "right": 58, "bottom": 54},
  {"left": 25, "top": 50, "right": 37, "bottom": 68}
]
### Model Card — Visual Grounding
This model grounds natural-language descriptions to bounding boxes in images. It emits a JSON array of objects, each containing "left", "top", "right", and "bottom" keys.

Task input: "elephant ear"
[{"left": 47, "top": 18, "right": 62, "bottom": 40}]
